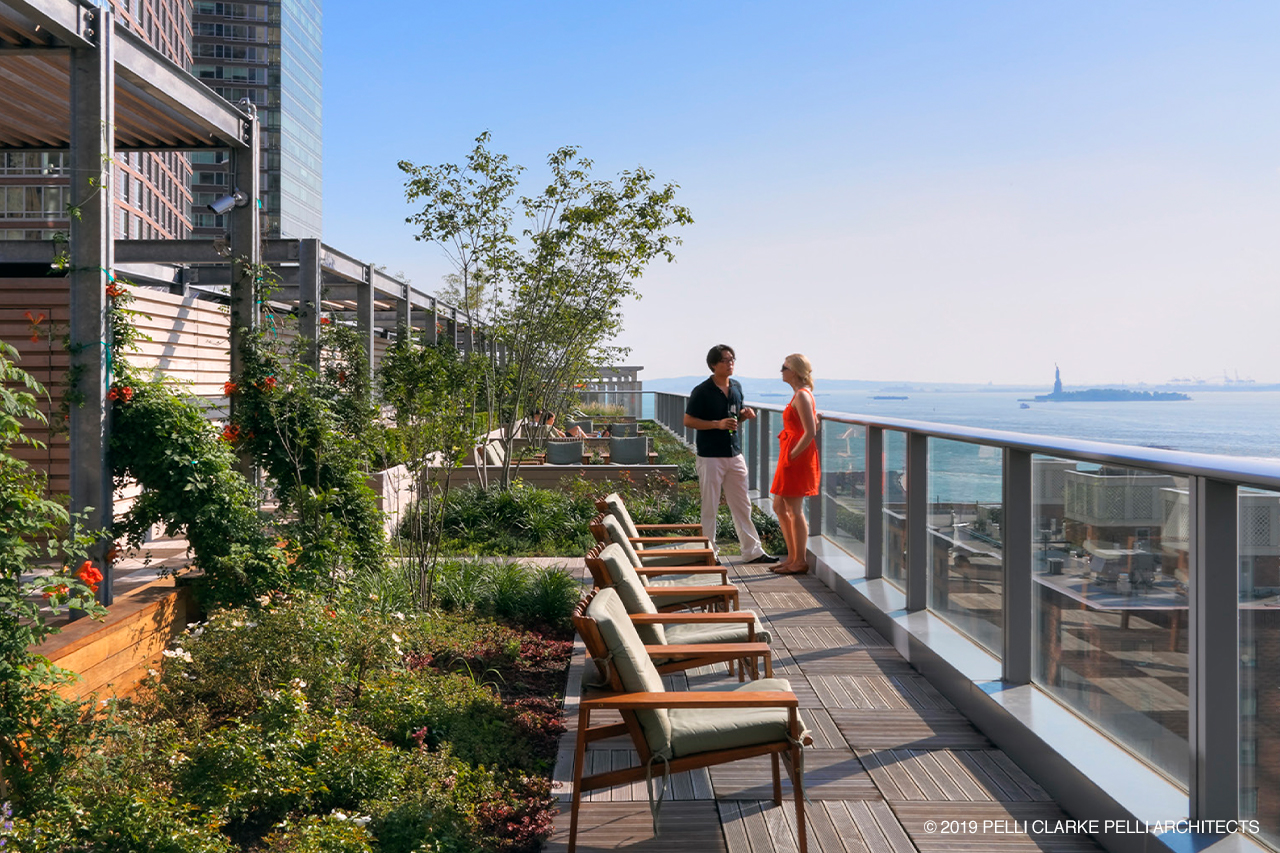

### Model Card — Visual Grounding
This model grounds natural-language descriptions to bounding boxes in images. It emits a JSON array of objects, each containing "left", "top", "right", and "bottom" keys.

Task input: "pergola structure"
[
  {"left": 0, "top": 0, "right": 259, "bottom": 605},
  {"left": 0, "top": 0, "right": 492, "bottom": 607}
]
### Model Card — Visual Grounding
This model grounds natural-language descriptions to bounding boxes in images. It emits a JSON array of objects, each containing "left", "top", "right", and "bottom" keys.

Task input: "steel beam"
[
  {"left": 6, "top": 0, "right": 93, "bottom": 47},
  {"left": 228, "top": 107, "right": 260, "bottom": 460},
  {"left": 67, "top": 2, "right": 113, "bottom": 605}
]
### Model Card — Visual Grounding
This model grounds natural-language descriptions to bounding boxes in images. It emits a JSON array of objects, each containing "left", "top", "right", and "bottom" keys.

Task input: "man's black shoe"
[{"left": 748, "top": 552, "right": 780, "bottom": 564}]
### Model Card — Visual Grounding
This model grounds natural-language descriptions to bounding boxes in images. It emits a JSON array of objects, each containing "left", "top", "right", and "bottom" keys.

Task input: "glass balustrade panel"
[
  {"left": 822, "top": 421, "right": 866, "bottom": 563},
  {"left": 1239, "top": 486, "right": 1280, "bottom": 846},
  {"left": 927, "top": 438, "right": 1003, "bottom": 653},
  {"left": 882, "top": 430, "right": 908, "bottom": 587},
  {"left": 1031, "top": 455, "right": 1190, "bottom": 785},
  {"left": 761, "top": 409, "right": 778, "bottom": 496}
]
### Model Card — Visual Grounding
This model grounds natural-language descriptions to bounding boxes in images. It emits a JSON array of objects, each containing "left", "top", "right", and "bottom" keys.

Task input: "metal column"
[
  {"left": 394, "top": 279, "right": 410, "bottom": 342},
  {"left": 228, "top": 106, "right": 260, "bottom": 388},
  {"left": 297, "top": 238, "right": 322, "bottom": 368},
  {"left": 905, "top": 433, "right": 928, "bottom": 611},
  {"left": 1002, "top": 449, "right": 1033, "bottom": 684},
  {"left": 1190, "top": 477, "right": 1239, "bottom": 821},
  {"left": 865, "top": 428, "right": 884, "bottom": 579},
  {"left": 358, "top": 263, "right": 376, "bottom": 383},
  {"left": 68, "top": 3, "right": 115, "bottom": 605}
]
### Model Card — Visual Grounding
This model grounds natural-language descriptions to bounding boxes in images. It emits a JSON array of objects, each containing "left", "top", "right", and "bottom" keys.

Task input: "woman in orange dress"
[{"left": 770, "top": 353, "right": 821, "bottom": 574}]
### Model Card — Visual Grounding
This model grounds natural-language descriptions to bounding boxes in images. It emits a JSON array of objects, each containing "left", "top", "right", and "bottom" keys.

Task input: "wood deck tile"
[
  {"left": 709, "top": 749, "right": 878, "bottom": 801},
  {"left": 829, "top": 709, "right": 993, "bottom": 750},
  {"left": 890, "top": 802, "right": 1106, "bottom": 852},
  {"left": 861, "top": 750, "right": 1059, "bottom": 806},
  {"left": 791, "top": 648, "right": 916, "bottom": 676},
  {"left": 801, "top": 708, "right": 847, "bottom": 749},
  {"left": 546, "top": 801, "right": 727, "bottom": 852}
]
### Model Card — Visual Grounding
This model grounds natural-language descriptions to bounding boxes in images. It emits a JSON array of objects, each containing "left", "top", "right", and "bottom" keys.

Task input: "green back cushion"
[
  {"left": 586, "top": 588, "right": 673, "bottom": 757},
  {"left": 483, "top": 443, "right": 503, "bottom": 467},
  {"left": 598, "top": 544, "right": 665, "bottom": 644},
  {"left": 602, "top": 493, "right": 640, "bottom": 540},
  {"left": 600, "top": 513, "right": 645, "bottom": 564},
  {"left": 545, "top": 439, "right": 583, "bottom": 464}
]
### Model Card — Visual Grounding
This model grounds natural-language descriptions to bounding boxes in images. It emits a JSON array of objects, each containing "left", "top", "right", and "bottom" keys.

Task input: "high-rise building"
[
  {"left": 0, "top": 0, "right": 193, "bottom": 241},
  {"left": 189, "top": 0, "right": 322, "bottom": 239}
]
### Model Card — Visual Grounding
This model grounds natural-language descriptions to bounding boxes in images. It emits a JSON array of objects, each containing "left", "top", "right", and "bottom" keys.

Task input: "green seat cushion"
[
  {"left": 600, "top": 513, "right": 644, "bottom": 566},
  {"left": 634, "top": 540, "right": 709, "bottom": 566},
  {"left": 665, "top": 615, "right": 772, "bottom": 646},
  {"left": 668, "top": 678, "right": 806, "bottom": 758},
  {"left": 585, "top": 588, "right": 672, "bottom": 757},
  {"left": 598, "top": 543, "right": 666, "bottom": 645}
]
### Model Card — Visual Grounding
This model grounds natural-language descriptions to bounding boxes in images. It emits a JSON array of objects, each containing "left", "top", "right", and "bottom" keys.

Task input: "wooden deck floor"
[{"left": 548, "top": 561, "right": 1106, "bottom": 853}]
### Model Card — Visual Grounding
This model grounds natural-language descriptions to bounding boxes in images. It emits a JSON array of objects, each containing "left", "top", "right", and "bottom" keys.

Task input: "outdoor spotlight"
[{"left": 207, "top": 188, "right": 249, "bottom": 215}]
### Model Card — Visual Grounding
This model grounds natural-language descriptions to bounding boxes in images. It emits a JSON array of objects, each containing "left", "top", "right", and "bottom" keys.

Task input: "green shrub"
[{"left": 262, "top": 814, "right": 375, "bottom": 853}]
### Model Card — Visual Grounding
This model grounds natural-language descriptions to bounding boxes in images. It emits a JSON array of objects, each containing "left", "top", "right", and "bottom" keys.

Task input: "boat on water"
[
  {"left": 1020, "top": 402, "right": 1030, "bottom": 409},
  {"left": 872, "top": 395, "right": 908, "bottom": 400}
]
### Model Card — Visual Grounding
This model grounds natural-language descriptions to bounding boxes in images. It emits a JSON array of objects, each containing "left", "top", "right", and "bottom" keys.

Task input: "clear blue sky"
[{"left": 323, "top": 1, "right": 1280, "bottom": 386}]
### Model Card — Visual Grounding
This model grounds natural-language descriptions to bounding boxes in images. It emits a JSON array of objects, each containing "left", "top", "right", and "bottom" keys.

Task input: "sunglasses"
[{"left": 780, "top": 364, "right": 791, "bottom": 372}]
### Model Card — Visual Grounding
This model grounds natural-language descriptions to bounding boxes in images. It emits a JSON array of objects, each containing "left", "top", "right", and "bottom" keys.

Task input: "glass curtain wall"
[
  {"left": 1032, "top": 456, "right": 1190, "bottom": 785},
  {"left": 927, "top": 438, "right": 1003, "bottom": 652},
  {"left": 822, "top": 421, "right": 866, "bottom": 562},
  {"left": 1239, "top": 487, "right": 1280, "bottom": 848},
  {"left": 882, "top": 430, "right": 907, "bottom": 587}
]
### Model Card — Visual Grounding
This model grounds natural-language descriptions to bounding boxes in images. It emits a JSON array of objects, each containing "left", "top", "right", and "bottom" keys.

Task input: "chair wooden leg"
[
  {"left": 771, "top": 752, "right": 782, "bottom": 805},
  {"left": 793, "top": 746, "right": 807, "bottom": 853},
  {"left": 569, "top": 707, "right": 590, "bottom": 853}
]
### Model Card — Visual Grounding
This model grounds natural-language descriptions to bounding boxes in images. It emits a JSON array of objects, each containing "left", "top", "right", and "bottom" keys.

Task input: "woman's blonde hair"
[{"left": 785, "top": 353, "right": 814, "bottom": 389}]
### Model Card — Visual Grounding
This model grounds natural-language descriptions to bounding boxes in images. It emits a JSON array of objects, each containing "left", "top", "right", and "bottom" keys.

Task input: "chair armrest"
[
  {"left": 635, "top": 566, "right": 726, "bottom": 576},
  {"left": 645, "top": 642, "right": 770, "bottom": 657},
  {"left": 642, "top": 586, "right": 737, "bottom": 600},
  {"left": 631, "top": 536, "right": 709, "bottom": 544},
  {"left": 636, "top": 548, "right": 716, "bottom": 563},
  {"left": 582, "top": 691, "right": 797, "bottom": 711},
  {"left": 630, "top": 611, "right": 755, "bottom": 624},
  {"left": 636, "top": 523, "right": 705, "bottom": 533}
]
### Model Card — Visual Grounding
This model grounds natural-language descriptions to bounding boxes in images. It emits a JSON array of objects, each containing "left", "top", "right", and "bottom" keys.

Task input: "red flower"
[
  {"left": 76, "top": 561, "right": 103, "bottom": 594},
  {"left": 320, "top": 317, "right": 332, "bottom": 325},
  {"left": 107, "top": 388, "right": 119, "bottom": 401},
  {"left": 223, "top": 381, "right": 238, "bottom": 395},
  {"left": 337, "top": 370, "right": 347, "bottom": 384},
  {"left": 105, "top": 283, "right": 126, "bottom": 298},
  {"left": 262, "top": 376, "right": 278, "bottom": 390},
  {"left": 221, "top": 424, "right": 242, "bottom": 442},
  {"left": 42, "top": 583, "right": 69, "bottom": 600},
  {"left": 107, "top": 386, "right": 134, "bottom": 403}
]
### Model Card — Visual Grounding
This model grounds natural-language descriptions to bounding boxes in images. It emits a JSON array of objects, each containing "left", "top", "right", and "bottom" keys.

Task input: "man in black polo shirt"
[{"left": 683, "top": 344, "right": 778, "bottom": 564}]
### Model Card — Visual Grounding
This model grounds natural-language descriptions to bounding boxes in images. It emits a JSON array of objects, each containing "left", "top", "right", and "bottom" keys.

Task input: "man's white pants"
[{"left": 695, "top": 453, "right": 763, "bottom": 560}]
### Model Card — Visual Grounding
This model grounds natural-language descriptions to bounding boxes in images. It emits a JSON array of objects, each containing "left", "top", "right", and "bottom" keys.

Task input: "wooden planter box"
[{"left": 39, "top": 578, "right": 198, "bottom": 701}]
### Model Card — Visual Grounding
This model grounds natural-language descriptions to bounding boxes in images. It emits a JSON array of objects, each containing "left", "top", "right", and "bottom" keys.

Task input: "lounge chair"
[
  {"left": 586, "top": 540, "right": 768, "bottom": 681},
  {"left": 545, "top": 438, "right": 584, "bottom": 465},
  {"left": 585, "top": 541, "right": 735, "bottom": 613},
  {"left": 592, "top": 512, "right": 715, "bottom": 568},
  {"left": 568, "top": 587, "right": 810, "bottom": 853},
  {"left": 607, "top": 435, "right": 649, "bottom": 465}
]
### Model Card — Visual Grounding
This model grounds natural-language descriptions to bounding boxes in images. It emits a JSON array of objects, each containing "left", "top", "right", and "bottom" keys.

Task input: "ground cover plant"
[{"left": 3, "top": 589, "right": 573, "bottom": 852}]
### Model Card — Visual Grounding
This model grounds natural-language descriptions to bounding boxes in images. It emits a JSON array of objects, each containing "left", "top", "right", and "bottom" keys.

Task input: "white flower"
[
  {"left": 332, "top": 810, "right": 349, "bottom": 821},
  {"left": 353, "top": 816, "right": 371, "bottom": 827},
  {"left": 393, "top": 612, "right": 405, "bottom": 621},
  {"left": 162, "top": 647, "right": 193, "bottom": 662},
  {"left": 390, "top": 633, "right": 402, "bottom": 644}
]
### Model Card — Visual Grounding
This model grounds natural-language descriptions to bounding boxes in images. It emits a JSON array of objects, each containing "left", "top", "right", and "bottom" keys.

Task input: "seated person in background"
[{"left": 539, "top": 411, "right": 589, "bottom": 438}]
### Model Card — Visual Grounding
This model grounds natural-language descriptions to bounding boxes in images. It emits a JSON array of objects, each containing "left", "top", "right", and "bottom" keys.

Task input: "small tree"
[
  {"left": 400, "top": 134, "right": 692, "bottom": 488},
  {"left": 377, "top": 339, "right": 482, "bottom": 607}
]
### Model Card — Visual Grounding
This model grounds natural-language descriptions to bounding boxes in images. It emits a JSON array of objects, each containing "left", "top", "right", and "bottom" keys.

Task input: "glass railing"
[{"left": 638, "top": 386, "right": 1280, "bottom": 848}]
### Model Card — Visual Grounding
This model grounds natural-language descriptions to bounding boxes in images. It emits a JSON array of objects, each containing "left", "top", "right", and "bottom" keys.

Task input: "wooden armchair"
[
  {"left": 591, "top": 512, "right": 717, "bottom": 568},
  {"left": 568, "top": 588, "right": 810, "bottom": 853},
  {"left": 588, "top": 542, "right": 772, "bottom": 680},
  {"left": 585, "top": 537, "right": 731, "bottom": 612},
  {"left": 597, "top": 491, "right": 706, "bottom": 538}
]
